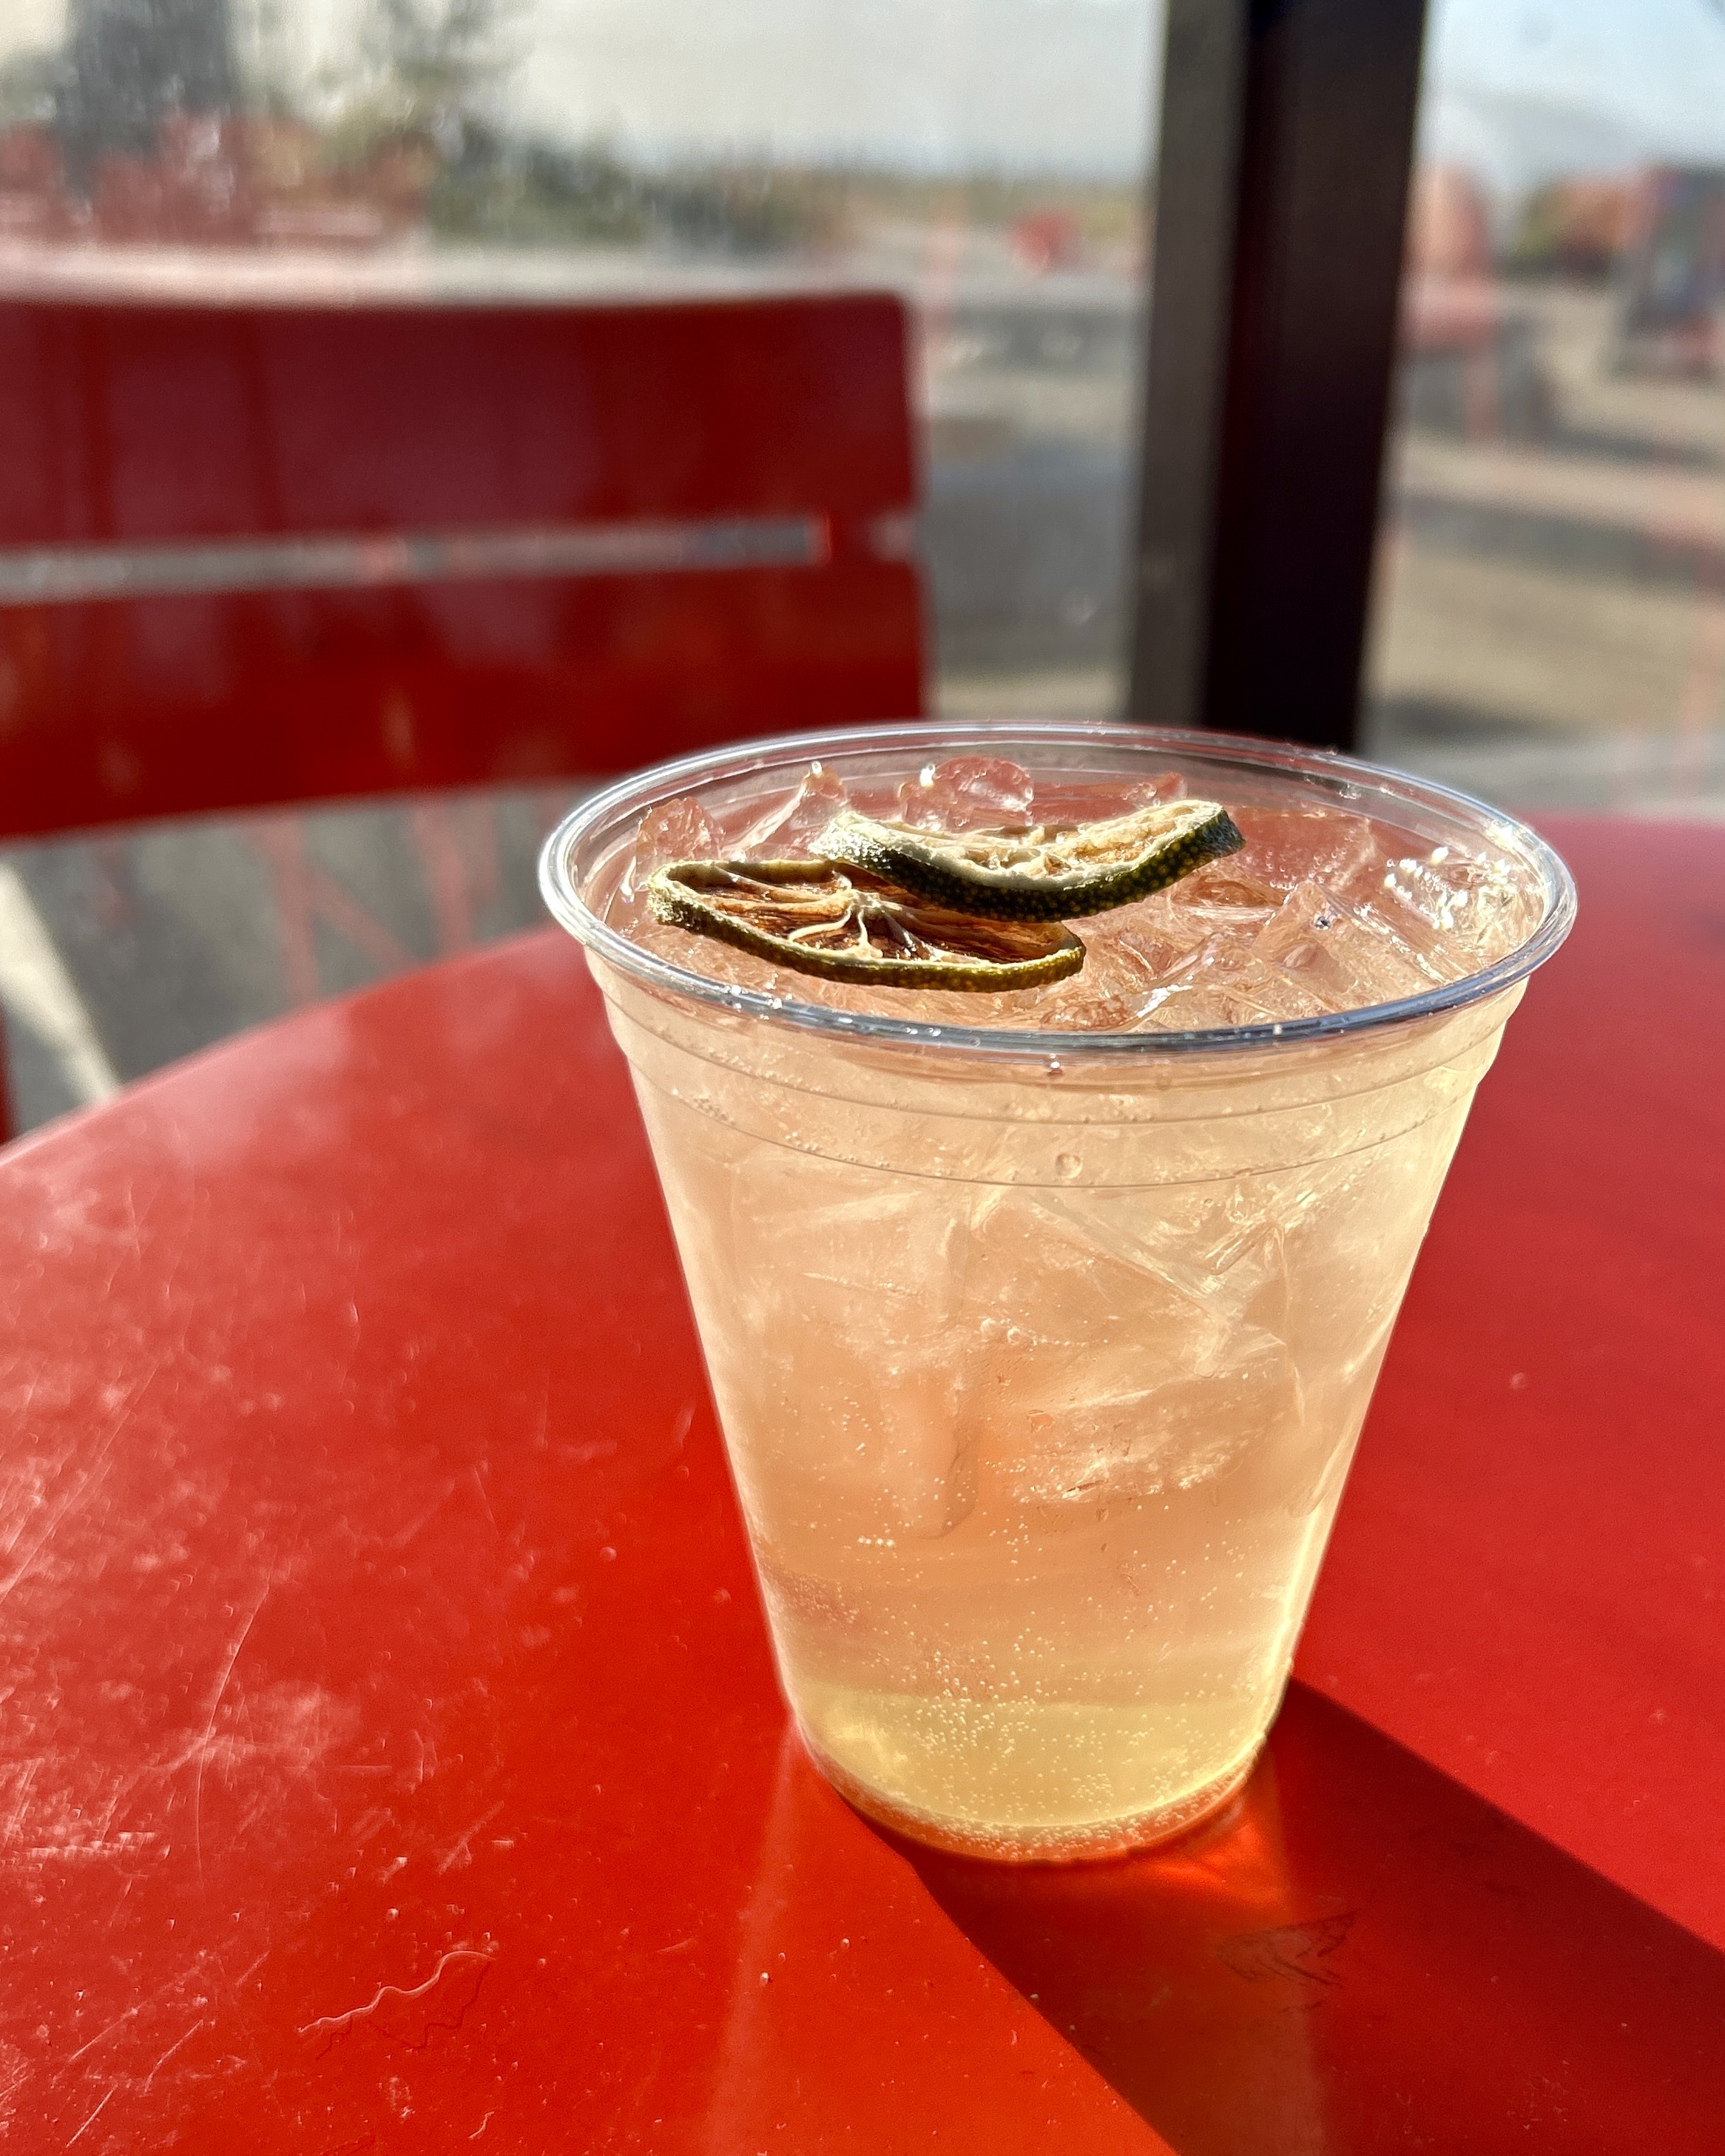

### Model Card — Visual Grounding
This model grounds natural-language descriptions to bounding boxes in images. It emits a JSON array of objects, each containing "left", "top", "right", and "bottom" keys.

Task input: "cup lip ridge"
[{"left": 537, "top": 719, "right": 1578, "bottom": 1062}]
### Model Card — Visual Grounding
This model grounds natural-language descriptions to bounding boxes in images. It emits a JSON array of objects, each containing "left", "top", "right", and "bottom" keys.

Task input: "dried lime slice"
[
  {"left": 818, "top": 799, "right": 1245, "bottom": 921},
  {"left": 647, "top": 859, "right": 1084, "bottom": 990}
]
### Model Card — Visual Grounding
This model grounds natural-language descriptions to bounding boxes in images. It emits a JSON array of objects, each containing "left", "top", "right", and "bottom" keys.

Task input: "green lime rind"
[
  {"left": 817, "top": 800, "right": 1245, "bottom": 921},
  {"left": 646, "top": 857, "right": 1084, "bottom": 991}
]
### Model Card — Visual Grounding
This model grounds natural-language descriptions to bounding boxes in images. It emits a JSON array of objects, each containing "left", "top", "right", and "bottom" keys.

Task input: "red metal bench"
[
  {"left": 0, "top": 288, "right": 923, "bottom": 1135},
  {"left": 0, "top": 288, "right": 922, "bottom": 839}
]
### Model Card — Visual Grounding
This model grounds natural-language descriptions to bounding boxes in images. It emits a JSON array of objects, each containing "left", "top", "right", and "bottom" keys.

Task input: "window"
[
  {"left": 1364, "top": 0, "right": 1725, "bottom": 815},
  {"left": 0, "top": 0, "right": 1160, "bottom": 1132}
]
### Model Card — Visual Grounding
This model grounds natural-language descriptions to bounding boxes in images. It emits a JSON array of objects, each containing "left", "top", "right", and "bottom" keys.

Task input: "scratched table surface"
[{"left": 1, "top": 817, "right": 1721, "bottom": 2155}]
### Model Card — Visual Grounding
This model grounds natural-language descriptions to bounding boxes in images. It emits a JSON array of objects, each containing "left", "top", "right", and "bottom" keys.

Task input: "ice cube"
[
  {"left": 1201, "top": 1155, "right": 1361, "bottom": 1279},
  {"left": 729, "top": 1175, "right": 989, "bottom": 1538},
  {"left": 637, "top": 793, "right": 718, "bottom": 868},
  {"left": 879, "top": 981, "right": 1067, "bottom": 1030},
  {"left": 1374, "top": 845, "right": 1533, "bottom": 976},
  {"left": 1163, "top": 863, "right": 1288, "bottom": 933},
  {"left": 969, "top": 1185, "right": 1304, "bottom": 1504},
  {"left": 620, "top": 794, "right": 720, "bottom": 905},
  {"left": 1132, "top": 987, "right": 1246, "bottom": 1032},
  {"left": 1132, "top": 771, "right": 1189, "bottom": 804},
  {"left": 1149, "top": 933, "right": 1333, "bottom": 1027},
  {"left": 1037, "top": 897, "right": 1330, "bottom": 1033},
  {"left": 1232, "top": 808, "right": 1388, "bottom": 899},
  {"left": 1107, "top": 913, "right": 1195, "bottom": 982},
  {"left": 1251, "top": 882, "right": 1437, "bottom": 1011},
  {"left": 1078, "top": 896, "right": 1193, "bottom": 970},
  {"left": 1029, "top": 771, "right": 1187, "bottom": 825},
  {"left": 736, "top": 763, "right": 849, "bottom": 858},
  {"left": 783, "top": 1187, "right": 978, "bottom": 1311},
  {"left": 1016, "top": 1187, "right": 1236, "bottom": 1331},
  {"left": 628, "top": 900, "right": 780, "bottom": 990},
  {"left": 896, "top": 755, "right": 1036, "bottom": 831},
  {"left": 1027, "top": 901, "right": 1196, "bottom": 1031},
  {"left": 1033, "top": 927, "right": 1164, "bottom": 1032},
  {"left": 1005, "top": 1342, "right": 1303, "bottom": 1508}
]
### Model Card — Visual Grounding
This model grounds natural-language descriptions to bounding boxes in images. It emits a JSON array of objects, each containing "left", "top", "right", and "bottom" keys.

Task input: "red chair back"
[{"left": 0, "top": 291, "right": 923, "bottom": 842}]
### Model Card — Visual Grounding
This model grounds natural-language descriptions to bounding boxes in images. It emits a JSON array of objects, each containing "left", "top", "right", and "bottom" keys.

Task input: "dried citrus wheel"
[
  {"left": 817, "top": 798, "right": 1245, "bottom": 921},
  {"left": 647, "top": 858, "right": 1084, "bottom": 990}
]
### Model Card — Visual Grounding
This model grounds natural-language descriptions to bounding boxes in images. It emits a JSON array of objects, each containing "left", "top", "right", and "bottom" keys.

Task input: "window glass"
[
  {"left": 1365, "top": 0, "right": 1725, "bottom": 815},
  {"left": 0, "top": 1, "right": 1158, "bottom": 1132},
  {"left": 0, "top": 0, "right": 1156, "bottom": 713}
]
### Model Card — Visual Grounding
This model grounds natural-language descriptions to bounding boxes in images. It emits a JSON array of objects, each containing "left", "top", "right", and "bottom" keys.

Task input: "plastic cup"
[{"left": 541, "top": 723, "right": 1574, "bottom": 1862}]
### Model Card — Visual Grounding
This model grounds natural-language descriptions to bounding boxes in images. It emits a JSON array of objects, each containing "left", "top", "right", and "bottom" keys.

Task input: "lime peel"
[
  {"left": 647, "top": 859, "right": 1084, "bottom": 992},
  {"left": 817, "top": 799, "right": 1245, "bottom": 921}
]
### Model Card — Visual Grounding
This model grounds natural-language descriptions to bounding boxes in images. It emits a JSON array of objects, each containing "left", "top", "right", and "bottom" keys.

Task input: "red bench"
[{"left": 0, "top": 289, "right": 923, "bottom": 840}]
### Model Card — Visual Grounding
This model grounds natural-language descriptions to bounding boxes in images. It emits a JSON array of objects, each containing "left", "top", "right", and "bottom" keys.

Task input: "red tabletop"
[{"left": 1, "top": 816, "right": 1721, "bottom": 2154}]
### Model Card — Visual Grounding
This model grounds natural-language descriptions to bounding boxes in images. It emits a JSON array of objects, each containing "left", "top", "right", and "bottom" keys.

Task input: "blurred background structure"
[{"left": 2, "top": 0, "right": 1725, "bottom": 1130}]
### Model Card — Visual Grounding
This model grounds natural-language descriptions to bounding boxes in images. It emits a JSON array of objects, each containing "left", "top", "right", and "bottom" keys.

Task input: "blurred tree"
[
  {"left": 57, "top": 0, "right": 240, "bottom": 190},
  {"left": 0, "top": 49, "right": 62, "bottom": 130},
  {"left": 327, "top": 0, "right": 521, "bottom": 167},
  {"left": 241, "top": 0, "right": 309, "bottom": 124},
  {"left": 428, "top": 131, "right": 652, "bottom": 245}
]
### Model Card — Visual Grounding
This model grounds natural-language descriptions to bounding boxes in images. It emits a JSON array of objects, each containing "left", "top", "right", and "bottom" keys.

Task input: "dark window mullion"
[{"left": 1129, "top": 0, "right": 1430, "bottom": 752}]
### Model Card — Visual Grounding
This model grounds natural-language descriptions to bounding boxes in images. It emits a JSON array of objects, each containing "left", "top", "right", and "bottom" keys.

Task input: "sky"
[
  {"left": 5, "top": 0, "right": 1725, "bottom": 185},
  {"left": 1422, "top": 0, "right": 1725, "bottom": 192},
  {"left": 502, "top": 0, "right": 1161, "bottom": 175}
]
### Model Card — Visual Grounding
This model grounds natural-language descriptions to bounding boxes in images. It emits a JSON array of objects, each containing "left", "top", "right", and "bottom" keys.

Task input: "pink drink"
[{"left": 542, "top": 725, "right": 1572, "bottom": 1860}]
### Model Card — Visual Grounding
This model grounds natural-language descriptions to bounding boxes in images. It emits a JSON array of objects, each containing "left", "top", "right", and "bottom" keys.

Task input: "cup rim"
[{"left": 538, "top": 720, "right": 1577, "bottom": 1061}]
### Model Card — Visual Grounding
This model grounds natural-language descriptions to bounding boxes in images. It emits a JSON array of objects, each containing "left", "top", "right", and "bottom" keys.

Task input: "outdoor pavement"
[{"left": 0, "top": 786, "right": 578, "bottom": 1138}]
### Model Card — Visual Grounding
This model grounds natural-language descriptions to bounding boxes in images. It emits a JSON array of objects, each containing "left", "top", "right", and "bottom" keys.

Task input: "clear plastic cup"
[{"left": 541, "top": 723, "right": 1575, "bottom": 1861}]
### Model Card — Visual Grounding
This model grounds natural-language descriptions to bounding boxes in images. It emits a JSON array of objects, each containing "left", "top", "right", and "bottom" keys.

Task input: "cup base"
[{"left": 800, "top": 1726, "right": 1259, "bottom": 1866}]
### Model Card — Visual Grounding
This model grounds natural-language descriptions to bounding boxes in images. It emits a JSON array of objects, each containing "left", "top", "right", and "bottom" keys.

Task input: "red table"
[{"left": 1, "top": 817, "right": 1721, "bottom": 2154}]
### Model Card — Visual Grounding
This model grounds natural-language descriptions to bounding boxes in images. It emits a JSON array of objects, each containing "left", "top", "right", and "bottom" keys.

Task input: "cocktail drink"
[{"left": 541, "top": 724, "right": 1573, "bottom": 1862}]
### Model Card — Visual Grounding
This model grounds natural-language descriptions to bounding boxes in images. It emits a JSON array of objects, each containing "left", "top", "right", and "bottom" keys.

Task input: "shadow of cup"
[{"left": 880, "top": 1684, "right": 1725, "bottom": 2155}]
